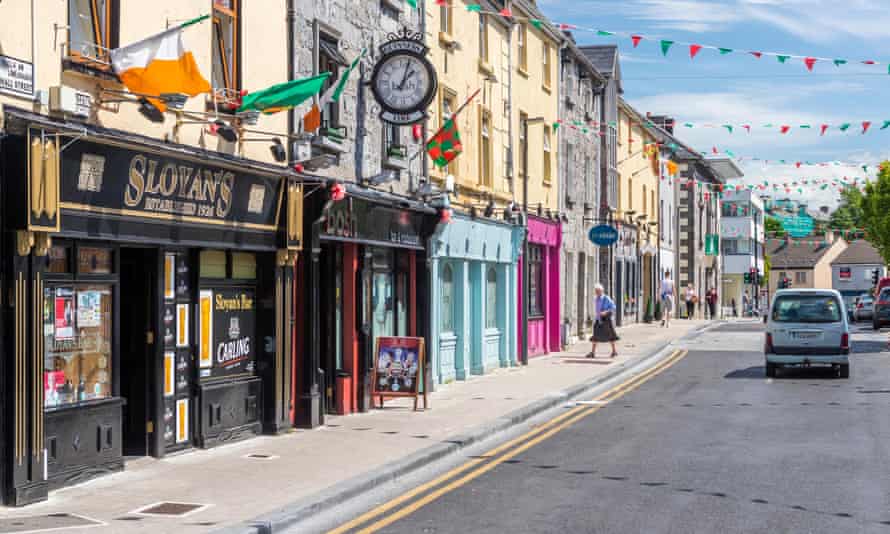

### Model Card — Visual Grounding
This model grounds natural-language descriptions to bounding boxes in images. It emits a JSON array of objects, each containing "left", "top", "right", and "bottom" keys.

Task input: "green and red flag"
[{"left": 427, "top": 119, "right": 462, "bottom": 168}]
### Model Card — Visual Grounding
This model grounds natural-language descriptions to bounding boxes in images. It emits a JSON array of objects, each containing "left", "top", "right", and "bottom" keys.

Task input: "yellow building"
[
  {"left": 0, "top": 1, "right": 288, "bottom": 164},
  {"left": 617, "top": 99, "right": 660, "bottom": 320},
  {"left": 427, "top": 0, "right": 561, "bottom": 214}
]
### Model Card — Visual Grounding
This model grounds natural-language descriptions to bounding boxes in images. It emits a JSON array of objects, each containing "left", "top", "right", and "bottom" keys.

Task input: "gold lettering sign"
[
  {"left": 214, "top": 293, "right": 255, "bottom": 312},
  {"left": 125, "top": 154, "right": 235, "bottom": 219}
]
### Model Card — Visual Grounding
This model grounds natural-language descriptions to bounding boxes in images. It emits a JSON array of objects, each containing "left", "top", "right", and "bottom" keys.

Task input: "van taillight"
[
  {"left": 841, "top": 333, "right": 850, "bottom": 354},
  {"left": 765, "top": 333, "right": 774, "bottom": 353}
]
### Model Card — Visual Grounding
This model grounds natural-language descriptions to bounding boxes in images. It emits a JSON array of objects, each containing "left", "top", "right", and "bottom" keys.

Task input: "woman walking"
[
  {"left": 685, "top": 283, "right": 696, "bottom": 319},
  {"left": 660, "top": 270, "right": 675, "bottom": 327},
  {"left": 588, "top": 283, "right": 619, "bottom": 358}
]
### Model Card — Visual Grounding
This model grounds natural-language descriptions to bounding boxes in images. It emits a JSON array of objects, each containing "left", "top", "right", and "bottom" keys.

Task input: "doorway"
[
  {"left": 119, "top": 248, "right": 157, "bottom": 457},
  {"left": 577, "top": 254, "right": 586, "bottom": 337}
]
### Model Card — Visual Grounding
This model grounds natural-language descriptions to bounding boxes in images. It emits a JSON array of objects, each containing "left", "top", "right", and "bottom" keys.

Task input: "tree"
[
  {"left": 764, "top": 215, "right": 785, "bottom": 238},
  {"left": 830, "top": 186, "right": 864, "bottom": 231},
  {"left": 860, "top": 162, "right": 890, "bottom": 265}
]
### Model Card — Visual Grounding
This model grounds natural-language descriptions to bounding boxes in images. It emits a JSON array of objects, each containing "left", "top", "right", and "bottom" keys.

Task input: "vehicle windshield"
[
  {"left": 880, "top": 289, "right": 890, "bottom": 300},
  {"left": 772, "top": 295, "right": 842, "bottom": 323}
]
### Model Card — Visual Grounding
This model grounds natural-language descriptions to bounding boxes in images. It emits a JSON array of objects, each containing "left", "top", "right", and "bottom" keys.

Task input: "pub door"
[{"left": 119, "top": 248, "right": 158, "bottom": 457}]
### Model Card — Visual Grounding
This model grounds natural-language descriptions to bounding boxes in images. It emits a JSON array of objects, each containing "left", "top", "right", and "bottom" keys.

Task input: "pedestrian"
[
  {"left": 588, "top": 283, "right": 619, "bottom": 358},
  {"left": 706, "top": 287, "right": 718, "bottom": 319},
  {"left": 685, "top": 283, "right": 696, "bottom": 319},
  {"left": 731, "top": 298, "right": 738, "bottom": 317},
  {"left": 742, "top": 291, "right": 750, "bottom": 318},
  {"left": 660, "top": 270, "right": 675, "bottom": 327}
]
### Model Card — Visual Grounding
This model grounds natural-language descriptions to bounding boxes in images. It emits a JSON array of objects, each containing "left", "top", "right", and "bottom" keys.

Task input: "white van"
[{"left": 764, "top": 289, "right": 850, "bottom": 378}]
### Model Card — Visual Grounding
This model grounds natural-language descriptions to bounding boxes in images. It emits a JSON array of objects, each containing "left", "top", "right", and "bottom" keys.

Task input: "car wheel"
[
  {"left": 766, "top": 363, "right": 777, "bottom": 378},
  {"left": 839, "top": 364, "right": 850, "bottom": 379}
]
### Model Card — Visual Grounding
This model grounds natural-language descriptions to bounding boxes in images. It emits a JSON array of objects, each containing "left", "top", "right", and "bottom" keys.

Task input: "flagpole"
[{"left": 425, "top": 88, "right": 481, "bottom": 145}]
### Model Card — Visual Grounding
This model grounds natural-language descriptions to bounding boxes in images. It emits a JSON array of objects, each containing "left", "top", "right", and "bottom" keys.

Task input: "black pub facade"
[{"left": 0, "top": 107, "right": 303, "bottom": 505}]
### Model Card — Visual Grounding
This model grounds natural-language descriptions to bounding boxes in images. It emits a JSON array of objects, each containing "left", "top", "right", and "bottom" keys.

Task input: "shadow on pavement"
[{"left": 725, "top": 366, "right": 843, "bottom": 379}]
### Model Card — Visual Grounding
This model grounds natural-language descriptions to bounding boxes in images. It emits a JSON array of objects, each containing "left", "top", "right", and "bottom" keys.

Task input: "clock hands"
[{"left": 398, "top": 65, "right": 415, "bottom": 91}]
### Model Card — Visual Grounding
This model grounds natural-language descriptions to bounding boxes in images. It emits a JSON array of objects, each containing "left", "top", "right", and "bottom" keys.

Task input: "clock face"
[{"left": 373, "top": 54, "right": 433, "bottom": 113}]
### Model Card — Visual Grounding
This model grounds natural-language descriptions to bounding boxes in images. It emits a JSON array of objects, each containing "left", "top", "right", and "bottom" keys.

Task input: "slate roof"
[
  {"left": 831, "top": 240, "right": 884, "bottom": 266},
  {"left": 769, "top": 238, "right": 845, "bottom": 269},
  {"left": 579, "top": 45, "right": 618, "bottom": 76}
]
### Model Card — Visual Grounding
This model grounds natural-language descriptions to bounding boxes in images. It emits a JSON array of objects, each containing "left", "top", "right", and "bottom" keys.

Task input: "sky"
[{"left": 539, "top": 0, "right": 890, "bottom": 210}]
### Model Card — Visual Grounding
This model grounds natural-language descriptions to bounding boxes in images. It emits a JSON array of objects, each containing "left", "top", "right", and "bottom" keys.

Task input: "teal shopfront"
[{"left": 428, "top": 214, "right": 523, "bottom": 385}]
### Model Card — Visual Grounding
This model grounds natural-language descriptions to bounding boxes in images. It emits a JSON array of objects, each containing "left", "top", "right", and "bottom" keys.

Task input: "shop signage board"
[
  {"left": 588, "top": 224, "right": 619, "bottom": 247},
  {"left": 372, "top": 336, "right": 428, "bottom": 411},
  {"left": 0, "top": 55, "right": 34, "bottom": 98},
  {"left": 56, "top": 136, "right": 281, "bottom": 230},
  {"left": 321, "top": 197, "right": 423, "bottom": 249},
  {"left": 198, "top": 287, "right": 256, "bottom": 380}
]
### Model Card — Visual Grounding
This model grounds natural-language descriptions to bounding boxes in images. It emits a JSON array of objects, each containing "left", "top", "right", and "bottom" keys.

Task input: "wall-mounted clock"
[{"left": 370, "top": 29, "right": 437, "bottom": 125}]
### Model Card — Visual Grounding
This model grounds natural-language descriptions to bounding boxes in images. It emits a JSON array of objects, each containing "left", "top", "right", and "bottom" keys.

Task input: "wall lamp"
[{"left": 240, "top": 137, "right": 286, "bottom": 162}]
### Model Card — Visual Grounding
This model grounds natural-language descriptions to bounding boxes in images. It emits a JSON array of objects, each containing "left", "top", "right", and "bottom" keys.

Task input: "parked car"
[
  {"left": 764, "top": 289, "right": 850, "bottom": 378},
  {"left": 854, "top": 296, "right": 875, "bottom": 322},
  {"left": 873, "top": 287, "right": 890, "bottom": 330}
]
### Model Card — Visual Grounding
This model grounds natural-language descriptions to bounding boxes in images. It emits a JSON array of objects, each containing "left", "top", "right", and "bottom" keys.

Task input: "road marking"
[{"left": 328, "top": 349, "right": 688, "bottom": 534}]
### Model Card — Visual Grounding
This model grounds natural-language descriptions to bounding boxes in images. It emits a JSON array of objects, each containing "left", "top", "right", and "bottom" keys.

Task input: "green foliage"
[
  {"left": 830, "top": 186, "right": 865, "bottom": 231},
  {"left": 861, "top": 162, "right": 890, "bottom": 265},
  {"left": 764, "top": 216, "right": 785, "bottom": 238},
  {"left": 763, "top": 254, "right": 771, "bottom": 285}
]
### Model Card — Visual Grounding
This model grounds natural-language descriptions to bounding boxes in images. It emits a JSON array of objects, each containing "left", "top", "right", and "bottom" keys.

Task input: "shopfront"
[
  {"left": 428, "top": 213, "right": 522, "bottom": 384},
  {"left": 520, "top": 215, "right": 561, "bottom": 358},
  {"left": 0, "top": 107, "right": 301, "bottom": 505},
  {"left": 614, "top": 223, "right": 639, "bottom": 326},
  {"left": 297, "top": 185, "right": 434, "bottom": 425}
]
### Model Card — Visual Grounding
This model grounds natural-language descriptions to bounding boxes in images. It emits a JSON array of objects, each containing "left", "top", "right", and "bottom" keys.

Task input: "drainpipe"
[
  {"left": 506, "top": 0, "right": 514, "bottom": 203},
  {"left": 418, "top": 0, "right": 427, "bottom": 193},
  {"left": 287, "top": 0, "right": 297, "bottom": 162}
]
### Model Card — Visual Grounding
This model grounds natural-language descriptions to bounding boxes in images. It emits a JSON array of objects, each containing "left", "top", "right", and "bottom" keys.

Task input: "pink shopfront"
[{"left": 518, "top": 215, "right": 562, "bottom": 357}]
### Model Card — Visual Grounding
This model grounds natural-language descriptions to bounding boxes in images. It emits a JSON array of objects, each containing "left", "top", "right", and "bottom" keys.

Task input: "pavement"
[
  {"left": 313, "top": 322, "right": 890, "bottom": 534},
  {"left": 0, "top": 319, "right": 711, "bottom": 534}
]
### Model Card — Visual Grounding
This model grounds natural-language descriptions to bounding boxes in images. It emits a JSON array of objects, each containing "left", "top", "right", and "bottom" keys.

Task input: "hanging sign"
[
  {"left": 588, "top": 224, "right": 619, "bottom": 247},
  {"left": 371, "top": 28, "right": 438, "bottom": 125},
  {"left": 372, "top": 336, "right": 428, "bottom": 411}
]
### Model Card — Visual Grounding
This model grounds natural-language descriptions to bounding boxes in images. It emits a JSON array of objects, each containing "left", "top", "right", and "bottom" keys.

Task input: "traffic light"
[
  {"left": 778, "top": 276, "right": 792, "bottom": 289},
  {"left": 743, "top": 272, "right": 751, "bottom": 284}
]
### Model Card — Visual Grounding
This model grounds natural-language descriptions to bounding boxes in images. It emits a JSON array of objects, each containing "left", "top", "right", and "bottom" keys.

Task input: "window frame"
[
  {"left": 479, "top": 107, "right": 493, "bottom": 187},
  {"left": 317, "top": 31, "right": 344, "bottom": 131},
  {"left": 440, "top": 4, "right": 453, "bottom": 35},
  {"left": 439, "top": 87, "right": 459, "bottom": 177},
  {"left": 478, "top": 14, "right": 489, "bottom": 63},
  {"left": 543, "top": 124, "right": 552, "bottom": 184},
  {"left": 528, "top": 245, "right": 545, "bottom": 318},
  {"left": 441, "top": 263, "right": 455, "bottom": 333},
  {"left": 485, "top": 267, "right": 498, "bottom": 330},
  {"left": 517, "top": 23, "right": 528, "bottom": 72},
  {"left": 542, "top": 42, "right": 551, "bottom": 89},
  {"left": 211, "top": 0, "right": 240, "bottom": 105},
  {"left": 67, "top": 0, "right": 115, "bottom": 69}
]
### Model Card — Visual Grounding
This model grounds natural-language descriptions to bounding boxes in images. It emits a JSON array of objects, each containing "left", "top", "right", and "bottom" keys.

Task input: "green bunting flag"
[
  {"left": 800, "top": 125, "right": 811, "bottom": 129},
  {"left": 660, "top": 40, "right": 674, "bottom": 56},
  {"left": 406, "top": 0, "right": 417, "bottom": 8},
  {"left": 882, "top": 120, "right": 890, "bottom": 130},
  {"left": 684, "top": 123, "right": 694, "bottom": 128},
  {"left": 839, "top": 123, "right": 851, "bottom": 131},
  {"left": 777, "top": 55, "right": 790, "bottom": 63},
  {"left": 466, "top": 4, "right": 482, "bottom": 12},
  {"left": 530, "top": 19, "right": 543, "bottom": 30},
  {"left": 597, "top": 30, "right": 614, "bottom": 36},
  {"left": 719, "top": 48, "right": 733, "bottom": 55},
  {"left": 723, "top": 125, "right": 733, "bottom": 133},
  {"left": 834, "top": 59, "right": 847, "bottom": 66}
]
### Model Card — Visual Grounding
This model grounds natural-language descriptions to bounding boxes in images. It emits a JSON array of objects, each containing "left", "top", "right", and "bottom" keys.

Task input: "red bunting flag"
[
  {"left": 750, "top": 51, "right": 763, "bottom": 59},
  {"left": 558, "top": 23, "right": 576, "bottom": 30},
  {"left": 499, "top": 7, "right": 512, "bottom": 17},
  {"left": 780, "top": 125, "right": 791, "bottom": 134},
  {"left": 743, "top": 125, "right": 751, "bottom": 133},
  {"left": 862, "top": 121, "right": 872, "bottom": 133},
  {"left": 631, "top": 35, "right": 643, "bottom": 48},
  {"left": 804, "top": 57, "right": 817, "bottom": 71},
  {"left": 435, "top": 0, "right": 448, "bottom": 4},
  {"left": 862, "top": 60, "right": 876, "bottom": 65},
  {"left": 795, "top": 162, "right": 801, "bottom": 168},
  {"left": 712, "top": 146, "right": 718, "bottom": 154},
  {"left": 820, "top": 124, "right": 829, "bottom": 135},
  {"left": 690, "top": 44, "right": 703, "bottom": 59}
]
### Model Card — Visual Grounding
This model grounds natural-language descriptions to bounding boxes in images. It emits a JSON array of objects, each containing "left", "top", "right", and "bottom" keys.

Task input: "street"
[{"left": 316, "top": 322, "right": 890, "bottom": 534}]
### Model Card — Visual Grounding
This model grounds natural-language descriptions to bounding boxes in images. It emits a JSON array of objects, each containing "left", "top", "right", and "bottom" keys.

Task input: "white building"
[{"left": 721, "top": 190, "right": 765, "bottom": 315}]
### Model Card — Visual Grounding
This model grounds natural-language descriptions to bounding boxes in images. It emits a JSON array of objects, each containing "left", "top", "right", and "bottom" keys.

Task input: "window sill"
[
  {"left": 383, "top": 154, "right": 409, "bottom": 171},
  {"left": 45, "top": 396, "right": 126, "bottom": 414},
  {"left": 62, "top": 58, "right": 119, "bottom": 83},
  {"left": 478, "top": 58, "right": 495, "bottom": 76},
  {"left": 312, "top": 131, "right": 348, "bottom": 155},
  {"left": 528, "top": 314, "right": 546, "bottom": 321}
]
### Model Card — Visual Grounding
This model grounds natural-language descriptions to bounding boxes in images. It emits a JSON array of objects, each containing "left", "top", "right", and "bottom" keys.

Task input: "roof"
[
  {"left": 769, "top": 237, "right": 845, "bottom": 270},
  {"left": 578, "top": 45, "right": 621, "bottom": 91},
  {"left": 831, "top": 240, "right": 884, "bottom": 266},
  {"left": 704, "top": 157, "right": 744, "bottom": 182}
]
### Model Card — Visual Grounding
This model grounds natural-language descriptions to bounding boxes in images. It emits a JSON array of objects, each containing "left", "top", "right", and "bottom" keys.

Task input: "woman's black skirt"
[{"left": 593, "top": 319, "right": 619, "bottom": 342}]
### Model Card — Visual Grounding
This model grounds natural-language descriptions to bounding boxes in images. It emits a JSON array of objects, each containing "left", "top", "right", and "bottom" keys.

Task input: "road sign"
[{"left": 588, "top": 224, "right": 619, "bottom": 247}]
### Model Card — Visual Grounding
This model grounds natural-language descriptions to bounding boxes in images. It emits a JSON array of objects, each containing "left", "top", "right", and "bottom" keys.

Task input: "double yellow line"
[{"left": 329, "top": 349, "right": 689, "bottom": 534}]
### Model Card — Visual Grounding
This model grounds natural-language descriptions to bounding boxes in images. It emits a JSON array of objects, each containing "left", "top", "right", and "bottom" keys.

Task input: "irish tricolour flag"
[{"left": 110, "top": 15, "right": 211, "bottom": 112}]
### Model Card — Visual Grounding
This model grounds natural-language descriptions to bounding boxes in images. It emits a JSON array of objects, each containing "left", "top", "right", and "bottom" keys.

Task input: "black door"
[{"left": 119, "top": 248, "right": 157, "bottom": 456}]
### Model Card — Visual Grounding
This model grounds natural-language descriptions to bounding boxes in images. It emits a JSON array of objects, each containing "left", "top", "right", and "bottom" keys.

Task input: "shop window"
[
  {"left": 68, "top": 0, "right": 115, "bottom": 68},
  {"left": 517, "top": 23, "right": 528, "bottom": 72},
  {"left": 78, "top": 247, "right": 113, "bottom": 275},
  {"left": 232, "top": 252, "right": 256, "bottom": 279},
  {"left": 478, "top": 14, "right": 488, "bottom": 63},
  {"left": 441, "top": 264, "right": 454, "bottom": 332},
  {"left": 44, "top": 285, "right": 113, "bottom": 408},
  {"left": 200, "top": 250, "right": 227, "bottom": 279},
  {"left": 485, "top": 267, "right": 497, "bottom": 329},
  {"left": 528, "top": 245, "right": 544, "bottom": 317},
  {"left": 212, "top": 0, "right": 239, "bottom": 103},
  {"left": 48, "top": 245, "right": 71, "bottom": 274},
  {"left": 518, "top": 111, "right": 527, "bottom": 179},
  {"left": 543, "top": 125, "right": 552, "bottom": 184},
  {"left": 542, "top": 42, "right": 551, "bottom": 89},
  {"left": 480, "top": 109, "right": 493, "bottom": 187}
]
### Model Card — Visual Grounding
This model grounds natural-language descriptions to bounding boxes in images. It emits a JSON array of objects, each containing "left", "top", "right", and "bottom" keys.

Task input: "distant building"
[
  {"left": 768, "top": 235, "right": 847, "bottom": 294},
  {"left": 720, "top": 190, "right": 765, "bottom": 314},
  {"left": 831, "top": 240, "right": 886, "bottom": 308}
]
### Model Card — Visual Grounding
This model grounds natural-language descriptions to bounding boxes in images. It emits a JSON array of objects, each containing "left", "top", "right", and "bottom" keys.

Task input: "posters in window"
[
  {"left": 198, "top": 290, "right": 213, "bottom": 369},
  {"left": 176, "top": 255, "right": 190, "bottom": 297},
  {"left": 176, "top": 304, "right": 189, "bottom": 347},
  {"left": 164, "top": 352, "right": 175, "bottom": 397},
  {"left": 163, "top": 304, "right": 175, "bottom": 347},
  {"left": 372, "top": 337, "right": 427, "bottom": 410},
  {"left": 54, "top": 288, "right": 74, "bottom": 339},
  {"left": 76, "top": 290, "right": 102, "bottom": 328},
  {"left": 164, "top": 254, "right": 175, "bottom": 300},
  {"left": 176, "top": 398, "right": 189, "bottom": 443},
  {"left": 205, "top": 287, "right": 256, "bottom": 379}
]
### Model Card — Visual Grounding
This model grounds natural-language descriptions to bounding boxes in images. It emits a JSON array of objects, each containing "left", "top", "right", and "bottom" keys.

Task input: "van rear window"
[{"left": 772, "top": 295, "right": 842, "bottom": 323}]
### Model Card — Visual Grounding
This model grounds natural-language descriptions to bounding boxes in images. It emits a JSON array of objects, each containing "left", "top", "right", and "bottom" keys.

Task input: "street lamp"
[{"left": 520, "top": 116, "right": 545, "bottom": 366}]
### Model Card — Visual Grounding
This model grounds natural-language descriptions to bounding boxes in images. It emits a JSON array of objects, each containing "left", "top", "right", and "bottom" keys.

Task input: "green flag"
[
  {"left": 237, "top": 72, "right": 330, "bottom": 113},
  {"left": 833, "top": 59, "right": 847, "bottom": 66},
  {"left": 660, "top": 40, "right": 674, "bottom": 56},
  {"left": 324, "top": 49, "right": 366, "bottom": 106},
  {"left": 405, "top": 0, "right": 417, "bottom": 8},
  {"left": 718, "top": 48, "right": 733, "bottom": 55},
  {"left": 777, "top": 55, "right": 790, "bottom": 63}
]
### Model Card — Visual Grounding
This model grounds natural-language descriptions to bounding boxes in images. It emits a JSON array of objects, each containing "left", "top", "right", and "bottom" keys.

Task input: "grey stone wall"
[{"left": 292, "top": 0, "right": 425, "bottom": 196}]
